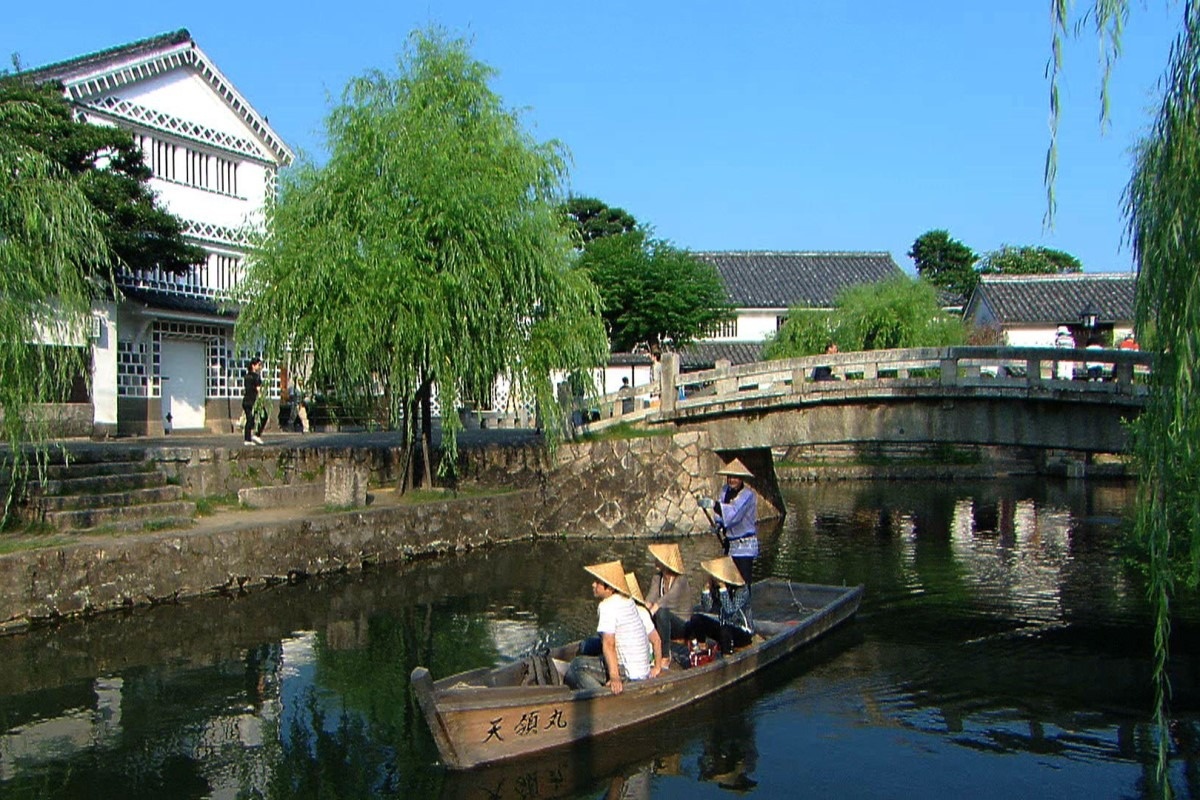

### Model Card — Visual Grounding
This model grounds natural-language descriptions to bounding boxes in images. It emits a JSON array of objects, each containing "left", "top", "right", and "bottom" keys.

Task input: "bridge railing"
[{"left": 573, "top": 346, "right": 1155, "bottom": 434}]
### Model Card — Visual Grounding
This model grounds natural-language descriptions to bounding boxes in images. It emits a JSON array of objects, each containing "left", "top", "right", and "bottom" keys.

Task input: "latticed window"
[
  {"left": 215, "top": 157, "right": 238, "bottom": 195},
  {"left": 211, "top": 253, "right": 242, "bottom": 292},
  {"left": 186, "top": 149, "right": 210, "bottom": 188},
  {"left": 152, "top": 138, "right": 176, "bottom": 180},
  {"left": 705, "top": 319, "right": 738, "bottom": 339}
]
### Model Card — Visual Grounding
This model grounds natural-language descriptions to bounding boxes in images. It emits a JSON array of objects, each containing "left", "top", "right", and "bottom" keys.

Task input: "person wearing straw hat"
[
  {"left": 645, "top": 543, "right": 690, "bottom": 669},
  {"left": 683, "top": 556, "right": 755, "bottom": 656},
  {"left": 625, "top": 571, "right": 665, "bottom": 672},
  {"left": 564, "top": 560, "right": 661, "bottom": 693},
  {"left": 699, "top": 457, "right": 758, "bottom": 586}
]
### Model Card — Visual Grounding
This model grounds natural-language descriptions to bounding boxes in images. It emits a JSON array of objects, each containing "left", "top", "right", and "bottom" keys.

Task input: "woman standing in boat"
[
  {"left": 684, "top": 556, "right": 755, "bottom": 656},
  {"left": 703, "top": 458, "right": 758, "bottom": 586},
  {"left": 645, "top": 543, "right": 689, "bottom": 670}
]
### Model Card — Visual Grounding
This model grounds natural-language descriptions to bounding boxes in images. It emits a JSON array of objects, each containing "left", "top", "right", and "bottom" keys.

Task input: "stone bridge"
[{"left": 582, "top": 346, "right": 1153, "bottom": 456}]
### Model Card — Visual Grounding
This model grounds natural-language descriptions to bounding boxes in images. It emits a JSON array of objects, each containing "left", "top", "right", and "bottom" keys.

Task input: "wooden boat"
[{"left": 411, "top": 578, "right": 864, "bottom": 770}]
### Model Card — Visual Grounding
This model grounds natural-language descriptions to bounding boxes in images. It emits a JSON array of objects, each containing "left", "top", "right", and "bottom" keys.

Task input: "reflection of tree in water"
[
  {"left": 248, "top": 603, "right": 502, "bottom": 798},
  {"left": 696, "top": 712, "right": 758, "bottom": 793},
  {"left": 250, "top": 688, "right": 399, "bottom": 799}
]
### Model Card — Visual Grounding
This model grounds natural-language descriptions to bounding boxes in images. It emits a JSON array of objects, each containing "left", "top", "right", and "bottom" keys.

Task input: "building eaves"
[{"left": 23, "top": 29, "right": 294, "bottom": 166}]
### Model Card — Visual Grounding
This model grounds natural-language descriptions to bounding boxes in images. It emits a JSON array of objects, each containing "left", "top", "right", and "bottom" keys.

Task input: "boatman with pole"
[{"left": 698, "top": 458, "right": 758, "bottom": 587}]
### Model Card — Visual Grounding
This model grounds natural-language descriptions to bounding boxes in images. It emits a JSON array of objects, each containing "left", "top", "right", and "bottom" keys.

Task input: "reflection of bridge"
[{"left": 584, "top": 347, "right": 1153, "bottom": 454}]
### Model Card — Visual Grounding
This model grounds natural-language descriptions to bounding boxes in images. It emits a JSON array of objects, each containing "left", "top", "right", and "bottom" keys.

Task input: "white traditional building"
[
  {"left": 963, "top": 272, "right": 1137, "bottom": 348},
  {"left": 27, "top": 30, "right": 293, "bottom": 436}
]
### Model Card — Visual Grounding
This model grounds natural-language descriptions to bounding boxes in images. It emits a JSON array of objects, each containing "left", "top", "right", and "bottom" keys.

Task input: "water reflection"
[{"left": 0, "top": 478, "right": 1196, "bottom": 798}]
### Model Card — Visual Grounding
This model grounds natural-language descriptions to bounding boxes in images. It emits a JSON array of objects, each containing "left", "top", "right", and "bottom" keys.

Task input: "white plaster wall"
[
  {"left": 91, "top": 302, "right": 118, "bottom": 427},
  {"left": 119, "top": 71, "right": 253, "bottom": 138},
  {"left": 1004, "top": 326, "right": 1057, "bottom": 348},
  {"left": 737, "top": 311, "right": 781, "bottom": 341},
  {"left": 151, "top": 179, "right": 256, "bottom": 231}
]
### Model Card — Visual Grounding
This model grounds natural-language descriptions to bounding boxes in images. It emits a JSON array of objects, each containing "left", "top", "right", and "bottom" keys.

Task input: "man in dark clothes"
[{"left": 242, "top": 357, "right": 267, "bottom": 445}]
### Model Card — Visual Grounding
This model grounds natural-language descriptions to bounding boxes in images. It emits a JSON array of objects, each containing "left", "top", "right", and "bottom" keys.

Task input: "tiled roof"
[
  {"left": 120, "top": 286, "right": 238, "bottom": 319},
  {"left": 966, "top": 272, "right": 1136, "bottom": 325},
  {"left": 22, "top": 30, "right": 193, "bottom": 84},
  {"left": 679, "top": 342, "right": 765, "bottom": 369},
  {"left": 693, "top": 251, "right": 903, "bottom": 309}
]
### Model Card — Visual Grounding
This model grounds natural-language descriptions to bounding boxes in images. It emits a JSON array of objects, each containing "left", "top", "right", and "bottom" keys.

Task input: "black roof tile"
[
  {"left": 966, "top": 273, "right": 1136, "bottom": 325},
  {"left": 679, "top": 342, "right": 765, "bottom": 369},
  {"left": 693, "top": 251, "right": 903, "bottom": 309}
]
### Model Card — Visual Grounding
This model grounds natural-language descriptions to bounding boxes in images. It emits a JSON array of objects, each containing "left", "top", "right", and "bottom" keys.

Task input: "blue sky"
[{"left": 3, "top": 2, "right": 1182, "bottom": 274}]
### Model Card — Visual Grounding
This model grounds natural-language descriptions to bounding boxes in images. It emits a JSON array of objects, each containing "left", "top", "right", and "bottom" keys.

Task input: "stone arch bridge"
[{"left": 583, "top": 346, "right": 1152, "bottom": 456}]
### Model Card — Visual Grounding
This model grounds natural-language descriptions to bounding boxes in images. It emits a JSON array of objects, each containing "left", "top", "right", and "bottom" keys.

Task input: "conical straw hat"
[
  {"left": 716, "top": 457, "right": 754, "bottom": 478},
  {"left": 648, "top": 543, "right": 684, "bottom": 575},
  {"left": 584, "top": 560, "right": 629, "bottom": 595},
  {"left": 701, "top": 556, "right": 745, "bottom": 587},
  {"left": 625, "top": 572, "right": 647, "bottom": 607}
]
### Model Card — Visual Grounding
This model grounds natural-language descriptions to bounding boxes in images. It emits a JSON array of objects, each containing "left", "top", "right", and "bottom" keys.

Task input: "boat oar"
[{"left": 696, "top": 496, "right": 728, "bottom": 551}]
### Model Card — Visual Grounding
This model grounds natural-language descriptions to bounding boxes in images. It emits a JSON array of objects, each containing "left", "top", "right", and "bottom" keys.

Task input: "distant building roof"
[
  {"left": 964, "top": 272, "right": 1136, "bottom": 326},
  {"left": 23, "top": 29, "right": 293, "bottom": 165},
  {"left": 693, "top": 251, "right": 903, "bottom": 309},
  {"left": 679, "top": 341, "right": 765, "bottom": 369}
]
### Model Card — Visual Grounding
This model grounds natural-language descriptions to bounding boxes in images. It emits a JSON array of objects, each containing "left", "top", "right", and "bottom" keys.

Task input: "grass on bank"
[{"left": 575, "top": 421, "right": 674, "bottom": 443}]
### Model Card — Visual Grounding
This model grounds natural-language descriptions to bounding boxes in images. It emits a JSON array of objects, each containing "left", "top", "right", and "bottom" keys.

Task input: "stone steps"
[
  {"left": 17, "top": 454, "right": 196, "bottom": 533},
  {"left": 39, "top": 471, "right": 169, "bottom": 496},
  {"left": 42, "top": 500, "right": 197, "bottom": 532},
  {"left": 31, "top": 485, "right": 186, "bottom": 512},
  {"left": 43, "top": 460, "right": 158, "bottom": 480}
]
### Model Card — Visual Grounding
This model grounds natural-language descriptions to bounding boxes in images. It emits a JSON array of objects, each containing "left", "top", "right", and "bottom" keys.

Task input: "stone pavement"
[{"left": 40, "top": 423, "right": 543, "bottom": 459}]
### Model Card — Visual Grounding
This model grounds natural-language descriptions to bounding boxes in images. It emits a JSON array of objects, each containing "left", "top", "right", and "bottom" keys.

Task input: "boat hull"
[{"left": 412, "top": 579, "right": 863, "bottom": 770}]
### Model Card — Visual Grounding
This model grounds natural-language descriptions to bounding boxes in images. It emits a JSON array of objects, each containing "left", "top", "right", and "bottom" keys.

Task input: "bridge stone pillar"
[{"left": 661, "top": 352, "right": 679, "bottom": 413}]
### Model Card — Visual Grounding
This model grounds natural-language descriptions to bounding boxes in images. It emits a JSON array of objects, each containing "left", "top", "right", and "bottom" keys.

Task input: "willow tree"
[
  {"left": 0, "top": 93, "right": 106, "bottom": 522},
  {"left": 237, "top": 30, "right": 608, "bottom": 486},
  {"left": 1054, "top": 3, "right": 1200, "bottom": 791}
]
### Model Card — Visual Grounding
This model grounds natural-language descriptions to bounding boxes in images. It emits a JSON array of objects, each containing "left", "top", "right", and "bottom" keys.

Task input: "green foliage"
[
  {"left": 0, "top": 77, "right": 204, "bottom": 279},
  {"left": 578, "top": 229, "right": 732, "bottom": 352},
  {"left": 766, "top": 276, "right": 965, "bottom": 359},
  {"left": 977, "top": 245, "right": 1082, "bottom": 275},
  {"left": 762, "top": 309, "right": 835, "bottom": 359},
  {"left": 238, "top": 29, "right": 608, "bottom": 475},
  {"left": 562, "top": 196, "right": 637, "bottom": 245},
  {"left": 1119, "top": 3, "right": 1200, "bottom": 786},
  {"left": 908, "top": 229, "right": 979, "bottom": 299},
  {"left": 0, "top": 87, "right": 107, "bottom": 523}
]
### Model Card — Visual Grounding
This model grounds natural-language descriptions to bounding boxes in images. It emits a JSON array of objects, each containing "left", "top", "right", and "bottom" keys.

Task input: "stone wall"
[
  {"left": 0, "top": 489, "right": 538, "bottom": 632},
  {"left": 0, "top": 431, "right": 756, "bottom": 631}
]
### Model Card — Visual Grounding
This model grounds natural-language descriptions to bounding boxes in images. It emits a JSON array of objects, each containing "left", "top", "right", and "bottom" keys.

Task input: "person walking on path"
[{"left": 242, "top": 357, "right": 268, "bottom": 446}]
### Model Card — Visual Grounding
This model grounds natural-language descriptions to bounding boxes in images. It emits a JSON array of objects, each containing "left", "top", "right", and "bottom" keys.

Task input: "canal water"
[{"left": 0, "top": 478, "right": 1196, "bottom": 799}]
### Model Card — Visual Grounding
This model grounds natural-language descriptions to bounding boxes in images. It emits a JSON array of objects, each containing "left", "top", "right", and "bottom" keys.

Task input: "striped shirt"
[{"left": 597, "top": 594, "right": 653, "bottom": 681}]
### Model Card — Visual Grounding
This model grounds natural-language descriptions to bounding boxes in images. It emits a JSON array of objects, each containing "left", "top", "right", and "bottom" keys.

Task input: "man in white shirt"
[{"left": 564, "top": 560, "right": 661, "bottom": 693}]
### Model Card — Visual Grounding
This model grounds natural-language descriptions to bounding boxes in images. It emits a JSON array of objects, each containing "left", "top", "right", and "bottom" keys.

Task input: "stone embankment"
[{"left": 0, "top": 432, "right": 726, "bottom": 632}]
